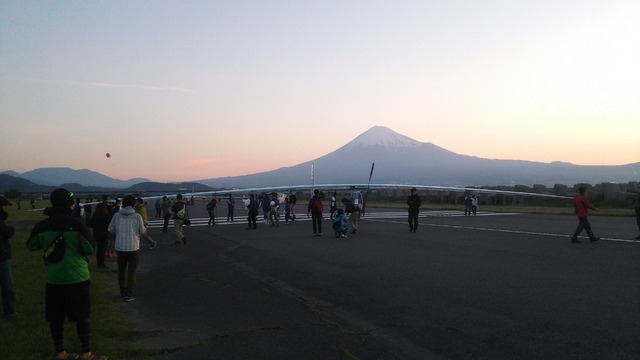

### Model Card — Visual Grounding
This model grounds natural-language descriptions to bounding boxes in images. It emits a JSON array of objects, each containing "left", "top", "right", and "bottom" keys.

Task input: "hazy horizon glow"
[{"left": 1, "top": 1, "right": 638, "bottom": 182}]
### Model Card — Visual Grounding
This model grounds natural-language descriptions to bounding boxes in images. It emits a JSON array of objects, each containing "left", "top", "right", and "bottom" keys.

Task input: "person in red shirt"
[{"left": 571, "top": 185, "right": 600, "bottom": 243}]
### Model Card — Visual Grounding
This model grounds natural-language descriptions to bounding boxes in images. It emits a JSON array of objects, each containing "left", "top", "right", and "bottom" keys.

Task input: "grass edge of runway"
[{"left": 0, "top": 228, "right": 170, "bottom": 359}]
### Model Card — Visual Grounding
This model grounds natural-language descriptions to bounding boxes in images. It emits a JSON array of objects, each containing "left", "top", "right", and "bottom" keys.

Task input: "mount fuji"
[{"left": 198, "top": 126, "right": 640, "bottom": 188}]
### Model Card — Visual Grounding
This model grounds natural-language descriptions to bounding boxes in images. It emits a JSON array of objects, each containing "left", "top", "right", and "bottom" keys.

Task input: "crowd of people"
[
  {"left": 3, "top": 189, "right": 201, "bottom": 359},
  {"left": 2, "top": 184, "right": 640, "bottom": 359}
]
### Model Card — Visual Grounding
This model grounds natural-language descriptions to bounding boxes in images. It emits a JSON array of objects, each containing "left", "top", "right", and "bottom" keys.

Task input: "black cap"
[
  {"left": 50, "top": 188, "right": 74, "bottom": 207},
  {"left": 0, "top": 196, "right": 12, "bottom": 206}
]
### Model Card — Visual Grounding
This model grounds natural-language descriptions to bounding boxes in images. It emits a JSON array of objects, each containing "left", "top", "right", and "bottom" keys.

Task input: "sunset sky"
[{"left": 1, "top": 1, "right": 638, "bottom": 183}]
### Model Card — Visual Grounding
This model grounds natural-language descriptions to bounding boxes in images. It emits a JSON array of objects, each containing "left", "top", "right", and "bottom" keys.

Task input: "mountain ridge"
[
  {"left": 1, "top": 126, "right": 638, "bottom": 189},
  {"left": 196, "top": 126, "right": 639, "bottom": 188},
  {"left": 11, "top": 167, "right": 151, "bottom": 188}
]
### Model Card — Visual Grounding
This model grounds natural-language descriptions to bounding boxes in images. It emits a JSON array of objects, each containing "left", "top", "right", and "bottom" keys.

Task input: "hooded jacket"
[
  {"left": 27, "top": 207, "right": 94, "bottom": 284},
  {"left": 108, "top": 206, "right": 144, "bottom": 252},
  {"left": 332, "top": 213, "right": 349, "bottom": 233}
]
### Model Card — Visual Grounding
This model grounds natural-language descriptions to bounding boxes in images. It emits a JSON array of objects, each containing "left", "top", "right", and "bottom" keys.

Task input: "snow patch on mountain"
[{"left": 344, "top": 125, "right": 423, "bottom": 149}]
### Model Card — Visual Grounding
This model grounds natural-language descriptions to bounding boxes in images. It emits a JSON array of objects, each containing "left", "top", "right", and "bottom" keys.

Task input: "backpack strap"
[{"left": 43, "top": 230, "right": 65, "bottom": 263}]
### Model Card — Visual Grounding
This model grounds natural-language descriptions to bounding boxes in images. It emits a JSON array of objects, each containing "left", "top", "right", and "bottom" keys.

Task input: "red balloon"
[{"left": 105, "top": 153, "right": 111, "bottom": 158}]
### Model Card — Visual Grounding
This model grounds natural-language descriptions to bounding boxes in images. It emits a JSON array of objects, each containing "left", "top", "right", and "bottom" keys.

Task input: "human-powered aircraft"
[
  {"left": 29, "top": 162, "right": 571, "bottom": 212},
  {"left": 140, "top": 162, "right": 571, "bottom": 212}
]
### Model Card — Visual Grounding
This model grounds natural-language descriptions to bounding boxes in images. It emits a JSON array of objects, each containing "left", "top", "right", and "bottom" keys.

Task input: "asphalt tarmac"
[{"left": 121, "top": 202, "right": 639, "bottom": 359}]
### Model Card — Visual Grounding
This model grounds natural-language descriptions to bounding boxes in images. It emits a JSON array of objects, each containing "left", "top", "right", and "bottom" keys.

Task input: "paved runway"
[{"left": 127, "top": 204, "right": 639, "bottom": 359}]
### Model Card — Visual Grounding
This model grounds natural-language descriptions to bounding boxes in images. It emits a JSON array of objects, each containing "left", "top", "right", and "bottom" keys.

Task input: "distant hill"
[
  {"left": 2, "top": 167, "right": 151, "bottom": 188},
  {"left": 0, "top": 174, "right": 51, "bottom": 192},
  {"left": 197, "top": 126, "right": 640, "bottom": 188},
  {"left": 0, "top": 170, "right": 21, "bottom": 178},
  {"left": 0, "top": 173, "right": 215, "bottom": 195}
]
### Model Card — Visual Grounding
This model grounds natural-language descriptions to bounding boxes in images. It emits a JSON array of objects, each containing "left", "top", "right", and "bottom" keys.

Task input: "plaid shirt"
[{"left": 108, "top": 206, "right": 145, "bottom": 251}]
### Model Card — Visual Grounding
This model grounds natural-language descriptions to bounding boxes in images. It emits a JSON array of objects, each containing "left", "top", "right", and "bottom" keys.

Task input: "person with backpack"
[
  {"left": 27, "top": 188, "right": 107, "bottom": 360},
  {"left": 342, "top": 198, "right": 361, "bottom": 235},
  {"left": 307, "top": 189, "right": 324, "bottom": 236},
  {"left": 171, "top": 194, "right": 187, "bottom": 245}
]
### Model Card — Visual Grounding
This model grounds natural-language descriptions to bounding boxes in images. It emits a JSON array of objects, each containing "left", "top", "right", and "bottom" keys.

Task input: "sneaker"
[
  {"left": 340, "top": 234, "right": 347, "bottom": 238},
  {"left": 82, "top": 354, "right": 108, "bottom": 360},
  {"left": 590, "top": 237, "right": 600, "bottom": 243},
  {"left": 56, "top": 353, "right": 79, "bottom": 359},
  {"left": 149, "top": 242, "right": 157, "bottom": 250},
  {"left": 571, "top": 238, "right": 581, "bottom": 243},
  {"left": 182, "top": 237, "right": 187, "bottom": 245},
  {"left": 123, "top": 296, "right": 136, "bottom": 302}
]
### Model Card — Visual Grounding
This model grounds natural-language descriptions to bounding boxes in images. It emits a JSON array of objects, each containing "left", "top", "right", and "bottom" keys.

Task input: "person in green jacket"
[{"left": 27, "top": 188, "right": 107, "bottom": 360}]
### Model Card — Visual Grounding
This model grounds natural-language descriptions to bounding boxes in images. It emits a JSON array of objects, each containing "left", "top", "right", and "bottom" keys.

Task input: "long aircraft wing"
[
  {"left": 149, "top": 183, "right": 572, "bottom": 200},
  {"left": 28, "top": 183, "right": 570, "bottom": 212}
]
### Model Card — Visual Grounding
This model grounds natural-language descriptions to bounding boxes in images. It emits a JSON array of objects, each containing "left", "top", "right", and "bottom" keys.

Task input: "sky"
[{"left": 1, "top": 0, "right": 638, "bottom": 183}]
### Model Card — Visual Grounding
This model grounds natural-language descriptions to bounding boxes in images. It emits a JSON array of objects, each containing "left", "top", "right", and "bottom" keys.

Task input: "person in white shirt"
[{"left": 108, "top": 195, "right": 145, "bottom": 302}]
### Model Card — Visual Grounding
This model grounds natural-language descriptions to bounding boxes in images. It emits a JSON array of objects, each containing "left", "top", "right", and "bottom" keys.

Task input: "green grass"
[{"left": 1, "top": 204, "right": 159, "bottom": 360}]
